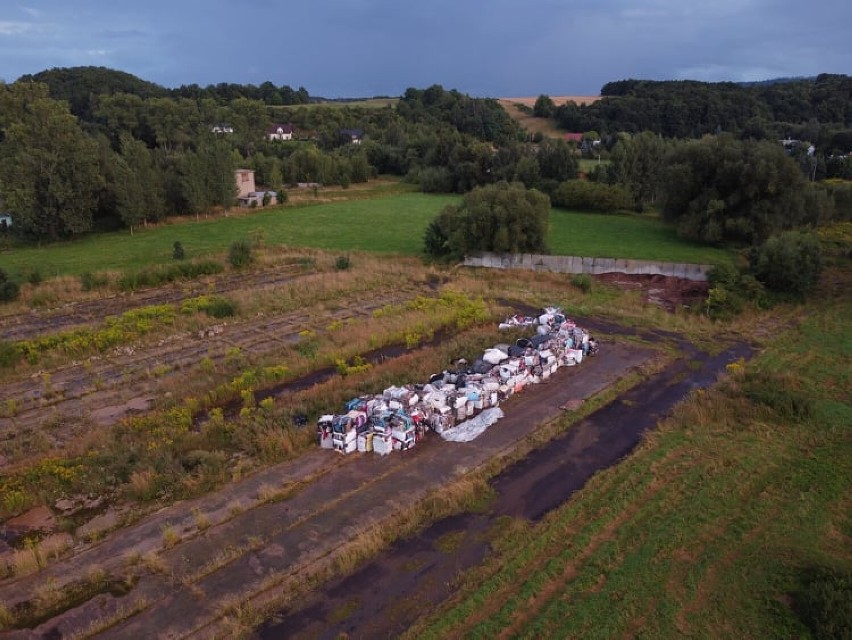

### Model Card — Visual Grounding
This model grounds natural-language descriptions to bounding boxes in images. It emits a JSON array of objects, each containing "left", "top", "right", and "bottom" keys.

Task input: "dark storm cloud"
[{"left": 1, "top": 1, "right": 849, "bottom": 96}]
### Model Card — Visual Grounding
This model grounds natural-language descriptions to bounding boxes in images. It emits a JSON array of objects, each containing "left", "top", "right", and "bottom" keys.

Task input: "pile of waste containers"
[{"left": 317, "top": 307, "right": 599, "bottom": 455}]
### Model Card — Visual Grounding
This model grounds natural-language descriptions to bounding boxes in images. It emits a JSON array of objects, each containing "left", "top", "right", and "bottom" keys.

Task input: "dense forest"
[
  {"left": 554, "top": 74, "right": 852, "bottom": 153},
  {"left": 1, "top": 66, "right": 850, "bottom": 247}
]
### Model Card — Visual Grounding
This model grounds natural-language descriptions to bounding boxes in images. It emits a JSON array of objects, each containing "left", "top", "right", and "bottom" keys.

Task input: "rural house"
[
  {"left": 235, "top": 169, "right": 256, "bottom": 199},
  {"left": 339, "top": 128, "right": 364, "bottom": 144},
  {"left": 211, "top": 123, "right": 234, "bottom": 134},
  {"left": 0, "top": 213, "right": 11, "bottom": 230},
  {"left": 267, "top": 124, "right": 294, "bottom": 141}
]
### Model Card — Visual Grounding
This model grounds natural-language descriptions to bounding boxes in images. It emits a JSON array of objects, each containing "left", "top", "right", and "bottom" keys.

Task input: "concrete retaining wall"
[{"left": 463, "top": 252, "right": 713, "bottom": 281}]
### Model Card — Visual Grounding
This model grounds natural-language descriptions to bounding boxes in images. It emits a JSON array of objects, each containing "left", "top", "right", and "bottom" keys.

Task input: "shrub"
[
  {"left": 181, "top": 295, "right": 237, "bottom": 318},
  {"left": 571, "top": 273, "right": 593, "bottom": 294},
  {"left": 80, "top": 271, "right": 109, "bottom": 291},
  {"left": 117, "top": 260, "right": 224, "bottom": 291},
  {"left": 796, "top": 567, "right": 852, "bottom": 640},
  {"left": 552, "top": 179, "right": 633, "bottom": 212},
  {"left": 0, "top": 269, "right": 20, "bottom": 303},
  {"left": 172, "top": 241, "right": 185, "bottom": 260},
  {"left": 705, "top": 264, "right": 769, "bottom": 319},
  {"left": 334, "top": 255, "right": 351, "bottom": 271},
  {"left": 0, "top": 341, "right": 21, "bottom": 368},
  {"left": 741, "top": 370, "right": 814, "bottom": 421},
  {"left": 228, "top": 240, "right": 253, "bottom": 269},
  {"left": 750, "top": 231, "right": 823, "bottom": 296},
  {"left": 26, "top": 269, "right": 43, "bottom": 286}
]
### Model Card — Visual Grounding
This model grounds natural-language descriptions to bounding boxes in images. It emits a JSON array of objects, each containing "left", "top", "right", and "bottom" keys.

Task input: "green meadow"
[{"left": 0, "top": 192, "right": 733, "bottom": 280}]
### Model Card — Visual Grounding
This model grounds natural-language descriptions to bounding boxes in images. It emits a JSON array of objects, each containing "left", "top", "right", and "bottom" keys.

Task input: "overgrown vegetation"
[{"left": 406, "top": 274, "right": 851, "bottom": 639}]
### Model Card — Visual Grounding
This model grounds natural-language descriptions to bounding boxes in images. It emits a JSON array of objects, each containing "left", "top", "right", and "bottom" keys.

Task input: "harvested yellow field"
[{"left": 499, "top": 95, "right": 601, "bottom": 107}]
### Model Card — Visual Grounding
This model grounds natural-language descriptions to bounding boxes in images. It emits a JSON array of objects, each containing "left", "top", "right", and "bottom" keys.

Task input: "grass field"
[
  {"left": 406, "top": 279, "right": 852, "bottom": 639},
  {"left": 549, "top": 209, "right": 734, "bottom": 265},
  {"left": 0, "top": 191, "right": 734, "bottom": 282}
]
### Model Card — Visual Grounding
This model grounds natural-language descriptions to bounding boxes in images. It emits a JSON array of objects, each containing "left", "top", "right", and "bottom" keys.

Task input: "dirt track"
[
  {"left": 256, "top": 334, "right": 752, "bottom": 639},
  {"left": 0, "top": 264, "right": 310, "bottom": 342},
  {"left": 0, "top": 278, "right": 432, "bottom": 466},
  {"left": 0, "top": 329, "right": 655, "bottom": 639}
]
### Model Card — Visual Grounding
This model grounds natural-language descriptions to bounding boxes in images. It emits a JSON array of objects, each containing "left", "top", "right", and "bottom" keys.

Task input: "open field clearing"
[
  {"left": 399, "top": 272, "right": 852, "bottom": 639},
  {"left": 498, "top": 96, "right": 600, "bottom": 140},
  {"left": 0, "top": 210, "right": 846, "bottom": 637},
  {"left": 0, "top": 255, "right": 682, "bottom": 636},
  {"left": 500, "top": 96, "right": 601, "bottom": 107},
  {"left": 0, "top": 190, "right": 455, "bottom": 280},
  {"left": 0, "top": 189, "right": 732, "bottom": 292},
  {"left": 550, "top": 209, "right": 734, "bottom": 265}
]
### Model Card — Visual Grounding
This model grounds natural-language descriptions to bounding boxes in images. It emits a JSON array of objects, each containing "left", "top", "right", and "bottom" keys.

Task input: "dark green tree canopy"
[
  {"left": 0, "top": 83, "right": 103, "bottom": 240},
  {"left": 533, "top": 94, "right": 556, "bottom": 118},
  {"left": 660, "top": 135, "right": 809, "bottom": 245},
  {"left": 424, "top": 181, "right": 550, "bottom": 260}
]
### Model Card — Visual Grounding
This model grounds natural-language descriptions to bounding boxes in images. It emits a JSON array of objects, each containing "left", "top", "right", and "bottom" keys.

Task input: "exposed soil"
[
  {"left": 0, "top": 263, "right": 311, "bottom": 342},
  {"left": 0, "top": 324, "right": 655, "bottom": 639},
  {"left": 254, "top": 331, "right": 752, "bottom": 639},
  {"left": 0, "top": 282, "right": 433, "bottom": 468},
  {"left": 594, "top": 273, "right": 709, "bottom": 312}
]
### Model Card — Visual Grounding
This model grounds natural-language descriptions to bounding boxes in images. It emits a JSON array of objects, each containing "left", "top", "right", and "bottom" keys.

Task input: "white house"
[
  {"left": 0, "top": 213, "right": 11, "bottom": 230},
  {"left": 211, "top": 123, "right": 234, "bottom": 134},
  {"left": 267, "top": 124, "right": 294, "bottom": 141}
]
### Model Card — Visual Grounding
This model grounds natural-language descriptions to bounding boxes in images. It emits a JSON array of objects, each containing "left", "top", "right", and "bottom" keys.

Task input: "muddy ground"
[
  {"left": 0, "top": 327, "right": 656, "bottom": 639},
  {"left": 254, "top": 332, "right": 752, "bottom": 639},
  {"left": 594, "top": 273, "right": 709, "bottom": 312},
  {"left": 0, "top": 266, "right": 716, "bottom": 638}
]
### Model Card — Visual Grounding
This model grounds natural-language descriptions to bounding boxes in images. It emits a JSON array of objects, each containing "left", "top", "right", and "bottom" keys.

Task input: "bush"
[
  {"left": 172, "top": 241, "right": 185, "bottom": 260},
  {"left": 741, "top": 370, "right": 814, "bottom": 421},
  {"left": 552, "top": 179, "right": 633, "bottom": 213},
  {"left": 751, "top": 231, "right": 823, "bottom": 296},
  {"left": 797, "top": 567, "right": 852, "bottom": 640},
  {"left": 228, "top": 240, "right": 254, "bottom": 268},
  {"left": 571, "top": 273, "right": 593, "bottom": 293},
  {"left": 80, "top": 271, "right": 110, "bottom": 292},
  {"left": 117, "top": 260, "right": 224, "bottom": 291},
  {"left": 0, "top": 274, "right": 21, "bottom": 302},
  {"left": 181, "top": 295, "right": 237, "bottom": 318},
  {"left": 0, "top": 341, "right": 21, "bottom": 368},
  {"left": 334, "top": 255, "right": 351, "bottom": 271},
  {"left": 26, "top": 269, "right": 43, "bottom": 286},
  {"left": 0, "top": 268, "right": 20, "bottom": 303},
  {"left": 704, "top": 264, "right": 769, "bottom": 319}
]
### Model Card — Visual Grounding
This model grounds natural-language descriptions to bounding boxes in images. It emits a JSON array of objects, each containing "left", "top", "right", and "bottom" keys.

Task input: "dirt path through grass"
[
  {"left": 0, "top": 337, "right": 653, "bottom": 638},
  {"left": 254, "top": 334, "right": 752, "bottom": 639}
]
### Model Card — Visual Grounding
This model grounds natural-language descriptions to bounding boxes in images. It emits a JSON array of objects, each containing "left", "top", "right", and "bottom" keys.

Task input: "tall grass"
[{"left": 406, "top": 290, "right": 852, "bottom": 639}]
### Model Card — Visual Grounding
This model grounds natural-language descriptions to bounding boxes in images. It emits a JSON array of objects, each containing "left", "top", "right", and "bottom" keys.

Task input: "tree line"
[
  {"left": 1, "top": 69, "right": 590, "bottom": 242},
  {"left": 552, "top": 75, "right": 852, "bottom": 155}
]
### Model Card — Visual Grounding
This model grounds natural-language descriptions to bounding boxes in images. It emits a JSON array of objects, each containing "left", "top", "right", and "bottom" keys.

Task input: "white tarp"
[{"left": 441, "top": 407, "right": 504, "bottom": 443}]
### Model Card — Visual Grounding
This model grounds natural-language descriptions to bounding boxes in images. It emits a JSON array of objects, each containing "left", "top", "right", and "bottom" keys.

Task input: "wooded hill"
[{"left": 555, "top": 74, "right": 852, "bottom": 152}]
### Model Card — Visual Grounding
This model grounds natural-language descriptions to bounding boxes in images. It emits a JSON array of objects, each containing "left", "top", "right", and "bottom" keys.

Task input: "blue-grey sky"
[{"left": 1, "top": 1, "right": 850, "bottom": 97}]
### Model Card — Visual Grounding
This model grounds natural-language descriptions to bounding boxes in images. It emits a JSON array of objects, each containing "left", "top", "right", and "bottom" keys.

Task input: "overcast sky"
[{"left": 1, "top": 1, "right": 850, "bottom": 98}]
